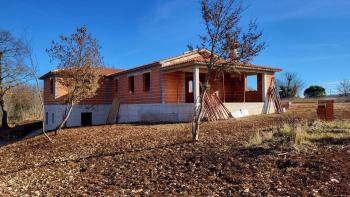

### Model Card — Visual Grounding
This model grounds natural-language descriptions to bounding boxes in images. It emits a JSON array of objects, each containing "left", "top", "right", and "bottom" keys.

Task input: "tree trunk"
[
  {"left": 192, "top": 91, "right": 205, "bottom": 141},
  {"left": 192, "top": 77, "right": 210, "bottom": 141},
  {"left": 55, "top": 103, "right": 74, "bottom": 135},
  {"left": 0, "top": 53, "right": 8, "bottom": 129},
  {"left": 0, "top": 98, "right": 9, "bottom": 129}
]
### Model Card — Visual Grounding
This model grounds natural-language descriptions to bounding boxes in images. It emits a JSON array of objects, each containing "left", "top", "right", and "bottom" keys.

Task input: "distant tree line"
[
  {"left": 0, "top": 29, "right": 43, "bottom": 128},
  {"left": 4, "top": 84, "right": 42, "bottom": 124},
  {"left": 277, "top": 72, "right": 350, "bottom": 99}
]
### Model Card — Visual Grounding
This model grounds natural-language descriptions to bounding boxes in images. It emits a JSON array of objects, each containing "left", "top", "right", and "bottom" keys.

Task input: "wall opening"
[
  {"left": 143, "top": 72, "right": 151, "bottom": 92},
  {"left": 81, "top": 112, "right": 92, "bottom": 126},
  {"left": 50, "top": 78, "right": 54, "bottom": 94},
  {"left": 246, "top": 74, "right": 258, "bottom": 91},
  {"left": 45, "top": 112, "right": 49, "bottom": 125},
  {"left": 185, "top": 75, "right": 194, "bottom": 103},
  {"left": 128, "top": 76, "right": 135, "bottom": 93}
]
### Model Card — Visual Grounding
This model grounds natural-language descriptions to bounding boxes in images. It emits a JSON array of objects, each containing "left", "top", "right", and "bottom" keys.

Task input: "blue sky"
[{"left": 1, "top": 0, "right": 349, "bottom": 94}]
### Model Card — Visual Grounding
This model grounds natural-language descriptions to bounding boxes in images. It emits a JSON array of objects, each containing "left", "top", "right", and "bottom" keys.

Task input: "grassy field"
[{"left": 0, "top": 103, "right": 349, "bottom": 196}]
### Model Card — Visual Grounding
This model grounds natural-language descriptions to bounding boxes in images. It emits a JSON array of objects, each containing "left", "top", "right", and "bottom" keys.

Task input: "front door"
[
  {"left": 81, "top": 112, "right": 92, "bottom": 126},
  {"left": 185, "top": 76, "right": 194, "bottom": 103}
]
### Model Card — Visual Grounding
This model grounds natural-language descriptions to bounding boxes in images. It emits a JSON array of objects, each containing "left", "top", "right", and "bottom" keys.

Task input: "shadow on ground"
[{"left": 0, "top": 121, "right": 42, "bottom": 147}]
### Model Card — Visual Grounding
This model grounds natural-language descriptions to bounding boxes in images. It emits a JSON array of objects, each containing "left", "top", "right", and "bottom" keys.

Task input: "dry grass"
[{"left": 247, "top": 120, "right": 350, "bottom": 148}]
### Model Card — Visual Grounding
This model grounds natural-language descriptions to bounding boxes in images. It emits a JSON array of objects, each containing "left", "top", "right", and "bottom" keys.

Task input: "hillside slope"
[{"left": 0, "top": 103, "right": 350, "bottom": 196}]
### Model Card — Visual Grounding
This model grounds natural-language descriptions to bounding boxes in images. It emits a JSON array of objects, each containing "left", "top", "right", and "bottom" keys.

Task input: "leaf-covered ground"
[{"left": 0, "top": 103, "right": 349, "bottom": 196}]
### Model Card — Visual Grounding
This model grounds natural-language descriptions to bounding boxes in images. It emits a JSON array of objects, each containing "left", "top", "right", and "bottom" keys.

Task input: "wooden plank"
[{"left": 106, "top": 98, "right": 120, "bottom": 124}]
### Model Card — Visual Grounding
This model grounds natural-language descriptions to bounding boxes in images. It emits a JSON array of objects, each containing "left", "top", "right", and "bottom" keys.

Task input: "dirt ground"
[{"left": 0, "top": 103, "right": 349, "bottom": 196}]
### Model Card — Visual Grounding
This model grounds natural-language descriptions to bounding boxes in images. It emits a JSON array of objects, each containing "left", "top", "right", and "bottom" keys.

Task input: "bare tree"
[
  {"left": 0, "top": 30, "right": 31, "bottom": 129},
  {"left": 47, "top": 26, "right": 103, "bottom": 134},
  {"left": 190, "top": 0, "right": 265, "bottom": 141},
  {"left": 277, "top": 72, "right": 304, "bottom": 98},
  {"left": 24, "top": 40, "right": 52, "bottom": 141},
  {"left": 337, "top": 80, "right": 350, "bottom": 96}
]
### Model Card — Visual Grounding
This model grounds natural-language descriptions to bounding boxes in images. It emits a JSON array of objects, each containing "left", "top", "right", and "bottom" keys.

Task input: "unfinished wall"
[
  {"left": 245, "top": 74, "right": 263, "bottom": 102},
  {"left": 43, "top": 78, "right": 114, "bottom": 105},
  {"left": 43, "top": 104, "right": 111, "bottom": 131},
  {"left": 209, "top": 73, "right": 264, "bottom": 102},
  {"left": 80, "top": 78, "right": 114, "bottom": 105},
  {"left": 43, "top": 78, "right": 67, "bottom": 104},
  {"left": 115, "top": 66, "right": 162, "bottom": 104},
  {"left": 162, "top": 71, "right": 185, "bottom": 103}
]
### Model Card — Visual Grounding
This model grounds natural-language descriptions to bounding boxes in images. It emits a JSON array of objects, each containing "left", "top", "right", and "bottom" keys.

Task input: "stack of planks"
[
  {"left": 106, "top": 98, "right": 120, "bottom": 124},
  {"left": 202, "top": 91, "right": 233, "bottom": 121},
  {"left": 266, "top": 78, "right": 283, "bottom": 113}
]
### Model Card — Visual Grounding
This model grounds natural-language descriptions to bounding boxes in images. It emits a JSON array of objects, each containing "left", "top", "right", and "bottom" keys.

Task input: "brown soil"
[{"left": 0, "top": 103, "right": 349, "bottom": 196}]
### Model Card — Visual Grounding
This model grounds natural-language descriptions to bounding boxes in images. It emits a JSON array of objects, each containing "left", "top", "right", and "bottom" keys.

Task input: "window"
[
  {"left": 115, "top": 79, "right": 118, "bottom": 92},
  {"left": 52, "top": 113, "right": 54, "bottom": 124},
  {"left": 45, "top": 112, "right": 49, "bottom": 125},
  {"left": 143, "top": 72, "right": 151, "bottom": 92},
  {"left": 246, "top": 74, "right": 258, "bottom": 91},
  {"left": 50, "top": 78, "right": 54, "bottom": 94},
  {"left": 128, "top": 76, "right": 135, "bottom": 93}
]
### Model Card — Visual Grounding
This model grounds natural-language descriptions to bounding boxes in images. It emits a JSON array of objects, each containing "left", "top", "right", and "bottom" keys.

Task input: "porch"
[
  {"left": 161, "top": 65, "right": 271, "bottom": 104},
  {"left": 160, "top": 64, "right": 275, "bottom": 118}
]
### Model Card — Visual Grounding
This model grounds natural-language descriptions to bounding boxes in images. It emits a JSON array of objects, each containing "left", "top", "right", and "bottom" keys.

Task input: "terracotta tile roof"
[
  {"left": 39, "top": 67, "right": 123, "bottom": 79},
  {"left": 98, "top": 68, "right": 124, "bottom": 76},
  {"left": 161, "top": 59, "right": 282, "bottom": 72},
  {"left": 43, "top": 50, "right": 281, "bottom": 79},
  {"left": 108, "top": 62, "right": 160, "bottom": 77},
  {"left": 159, "top": 50, "right": 282, "bottom": 72}
]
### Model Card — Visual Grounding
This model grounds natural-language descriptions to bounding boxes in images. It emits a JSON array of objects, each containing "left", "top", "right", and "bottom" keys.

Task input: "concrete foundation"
[
  {"left": 44, "top": 104, "right": 111, "bottom": 131},
  {"left": 118, "top": 103, "right": 194, "bottom": 123},
  {"left": 44, "top": 102, "right": 275, "bottom": 131}
]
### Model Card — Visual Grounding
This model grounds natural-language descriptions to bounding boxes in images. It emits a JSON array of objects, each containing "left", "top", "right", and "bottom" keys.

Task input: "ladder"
[{"left": 265, "top": 78, "right": 283, "bottom": 114}]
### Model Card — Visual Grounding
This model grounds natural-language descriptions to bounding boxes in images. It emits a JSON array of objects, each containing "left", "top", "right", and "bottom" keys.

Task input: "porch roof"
[
  {"left": 160, "top": 59, "right": 282, "bottom": 73},
  {"left": 159, "top": 49, "right": 282, "bottom": 73},
  {"left": 109, "top": 49, "right": 282, "bottom": 77}
]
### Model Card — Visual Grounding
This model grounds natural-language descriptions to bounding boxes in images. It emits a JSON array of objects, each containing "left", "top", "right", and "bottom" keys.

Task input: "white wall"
[
  {"left": 224, "top": 102, "right": 275, "bottom": 118},
  {"left": 44, "top": 104, "right": 111, "bottom": 131},
  {"left": 118, "top": 103, "right": 194, "bottom": 123}
]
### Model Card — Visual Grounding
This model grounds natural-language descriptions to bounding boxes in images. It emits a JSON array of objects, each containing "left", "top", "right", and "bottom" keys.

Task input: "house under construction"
[{"left": 39, "top": 50, "right": 282, "bottom": 131}]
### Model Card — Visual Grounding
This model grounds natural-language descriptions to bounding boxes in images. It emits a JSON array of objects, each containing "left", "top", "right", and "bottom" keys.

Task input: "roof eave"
[
  {"left": 161, "top": 61, "right": 282, "bottom": 73},
  {"left": 109, "top": 62, "right": 161, "bottom": 77},
  {"left": 38, "top": 71, "right": 54, "bottom": 80}
]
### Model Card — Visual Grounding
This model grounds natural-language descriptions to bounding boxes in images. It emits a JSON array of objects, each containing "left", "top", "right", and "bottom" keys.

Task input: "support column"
[
  {"left": 262, "top": 73, "right": 267, "bottom": 102},
  {"left": 193, "top": 65, "right": 200, "bottom": 105},
  {"left": 243, "top": 74, "right": 246, "bottom": 103}
]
